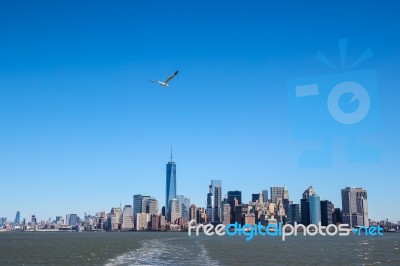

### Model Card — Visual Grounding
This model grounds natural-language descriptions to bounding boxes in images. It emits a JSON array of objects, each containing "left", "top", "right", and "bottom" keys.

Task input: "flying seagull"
[{"left": 150, "top": 70, "right": 179, "bottom": 87}]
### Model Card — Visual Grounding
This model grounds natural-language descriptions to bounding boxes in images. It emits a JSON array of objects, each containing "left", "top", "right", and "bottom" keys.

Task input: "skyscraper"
[
  {"left": 207, "top": 180, "right": 222, "bottom": 223},
  {"left": 287, "top": 203, "right": 301, "bottom": 225},
  {"left": 14, "top": 211, "right": 20, "bottom": 225},
  {"left": 320, "top": 200, "right": 334, "bottom": 226},
  {"left": 165, "top": 150, "right": 176, "bottom": 215},
  {"left": 261, "top": 190, "right": 269, "bottom": 203},
  {"left": 301, "top": 186, "right": 315, "bottom": 225},
  {"left": 176, "top": 195, "right": 190, "bottom": 221},
  {"left": 309, "top": 194, "right": 321, "bottom": 225},
  {"left": 122, "top": 205, "right": 134, "bottom": 230},
  {"left": 227, "top": 190, "right": 242, "bottom": 223},
  {"left": 133, "top": 194, "right": 142, "bottom": 221},
  {"left": 168, "top": 199, "right": 180, "bottom": 223},
  {"left": 341, "top": 187, "right": 369, "bottom": 227},
  {"left": 270, "top": 186, "right": 285, "bottom": 203}
]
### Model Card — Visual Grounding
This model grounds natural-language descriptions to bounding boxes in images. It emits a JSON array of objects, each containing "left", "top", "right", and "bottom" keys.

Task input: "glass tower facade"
[
  {"left": 165, "top": 156, "right": 176, "bottom": 215},
  {"left": 309, "top": 194, "right": 321, "bottom": 225}
]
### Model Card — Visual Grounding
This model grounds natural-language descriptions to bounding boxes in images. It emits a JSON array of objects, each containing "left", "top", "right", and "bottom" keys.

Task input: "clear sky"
[{"left": 0, "top": 1, "right": 399, "bottom": 222}]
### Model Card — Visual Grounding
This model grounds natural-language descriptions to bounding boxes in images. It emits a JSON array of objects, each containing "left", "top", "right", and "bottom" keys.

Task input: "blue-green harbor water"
[{"left": 0, "top": 232, "right": 399, "bottom": 265}]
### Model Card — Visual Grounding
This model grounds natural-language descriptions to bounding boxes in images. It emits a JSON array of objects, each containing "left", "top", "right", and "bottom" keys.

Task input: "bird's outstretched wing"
[
  {"left": 164, "top": 70, "right": 179, "bottom": 83},
  {"left": 149, "top": 80, "right": 157, "bottom": 83}
]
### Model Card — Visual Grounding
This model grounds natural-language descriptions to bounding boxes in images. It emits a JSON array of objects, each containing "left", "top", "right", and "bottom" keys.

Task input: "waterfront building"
[
  {"left": 121, "top": 205, "right": 134, "bottom": 230},
  {"left": 301, "top": 186, "right": 315, "bottom": 225},
  {"left": 309, "top": 194, "right": 321, "bottom": 225},
  {"left": 136, "top": 212, "right": 150, "bottom": 231},
  {"left": 222, "top": 203, "right": 231, "bottom": 225},
  {"left": 189, "top": 204, "right": 197, "bottom": 222},
  {"left": 287, "top": 203, "right": 301, "bottom": 224},
  {"left": 320, "top": 200, "right": 334, "bottom": 226},
  {"left": 206, "top": 180, "right": 222, "bottom": 223},
  {"left": 332, "top": 208, "right": 342, "bottom": 224},
  {"left": 341, "top": 187, "right": 369, "bottom": 227},
  {"left": 176, "top": 195, "right": 190, "bottom": 221},
  {"left": 109, "top": 207, "right": 122, "bottom": 230},
  {"left": 227, "top": 190, "right": 242, "bottom": 223},
  {"left": 14, "top": 211, "right": 20, "bottom": 225},
  {"left": 165, "top": 150, "right": 177, "bottom": 215},
  {"left": 133, "top": 194, "right": 142, "bottom": 223},
  {"left": 168, "top": 199, "right": 180, "bottom": 224}
]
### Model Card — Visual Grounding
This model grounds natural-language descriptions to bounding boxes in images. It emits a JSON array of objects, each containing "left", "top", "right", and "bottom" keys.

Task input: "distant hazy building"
[
  {"left": 165, "top": 151, "right": 177, "bottom": 215},
  {"left": 309, "top": 195, "right": 321, "bottom": 225},
  {"left": 14, "top": 211, "right": 21, "bottom": 225},
  {"left": 341, "top": 187, "right": 369, "bottom": 227},
  {"left": 121, "top": 205, "right": 134, "bottom": 230},
  {"left": 66, "top": 214, "right": 77, "bottom": 226},
  {"left": 320, "top": 200, "right": 334, "bottom": 226},
  {"left": 0, "top": 217, "right": 6, "bottom": 227},
  {"left": 109, "top": 207, "right": 122, "bottom": 230}
]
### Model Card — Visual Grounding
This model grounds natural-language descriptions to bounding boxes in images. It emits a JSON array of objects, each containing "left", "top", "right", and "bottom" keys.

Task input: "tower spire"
[{"left": 170, "top": 145, "right": 173, "bottom": 162}]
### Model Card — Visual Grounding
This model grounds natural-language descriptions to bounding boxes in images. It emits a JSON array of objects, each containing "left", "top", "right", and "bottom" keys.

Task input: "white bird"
[{"left": 149, "top": 70, "right": 179, "bottom": 87}]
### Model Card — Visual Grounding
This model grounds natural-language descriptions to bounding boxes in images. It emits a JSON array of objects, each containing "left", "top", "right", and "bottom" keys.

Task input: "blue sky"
[{"left": 0, "top": 1, "right": 399, "bottom": 222}]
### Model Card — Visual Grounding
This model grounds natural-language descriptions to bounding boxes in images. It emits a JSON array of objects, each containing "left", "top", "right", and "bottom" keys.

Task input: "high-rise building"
[
  {"left": 165, "top": 151, "right": 177, "bottom": 215},
  {"left": 122, "top": 205, "right": 134, "bottom": 230},
  {"left": 227, "top": 190, "right": 242, "bottom": 223},
  {"left": 341, "top": 187, "right": 369, "bottom": 227},
  {"left": 65, "top": 214, "right": 78, "bottom": 226},
  {"left": 133, "top": 194, "right": 142, "bottom": 221},
  {"left": 189, "top": 204, "right": 197, "bottom": 222},
  {"left": 309, "top": 194, "right": 321, "bottom": 225},
  {"left": 0, "top": 217, "right": 7, "bottom": 227},
  {"left": 14, "top": 211, "right": 20, "bottom": 225},
  {"left": 270, "top": 186, "right": 285, "bottom": 203},
  {"left": 222, "top": 203, "right": 231, "bottom": 225},
  {"left": 168, "top": 199, "right": 180, "bottom": 224},
  {"left": 146, "top": 198, "right": 159, "bottom": 214},
  {"left": 136, "top": 213, "right": 150, "bottom": 231},
  {"left": 261, "top": 190, "right": 269, "bottom": 203},
  {"left": 176, "top": 195, "right": 190, "bottom": 221},
  {"left": 301, "top": 186, "right": 316, "bottom": 225},
  {"left": 332, "top": 208, "right": 342, "bottom": 224},
  {"left": 207, "top": 180, "right": 222, "bottom": 223},
  {"left": 320, "top": 200, "right": 334, "bottom": 226},
  {"left": 252, "top": 193, "right": 260, "bottom": 202},
  {"left": 287, "top": 204, "right": 301, "bottom": 224},
  {"left": 109, "top": 207, "right": 122, "bottom": 230}
]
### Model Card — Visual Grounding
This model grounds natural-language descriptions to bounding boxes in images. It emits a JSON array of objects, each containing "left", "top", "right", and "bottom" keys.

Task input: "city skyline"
[
  {"left": 1, "top": 2, "right": 399, "bottom": 222},
  {"left": 0, "top": 153, "right": 389, "bottom": 225}
]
